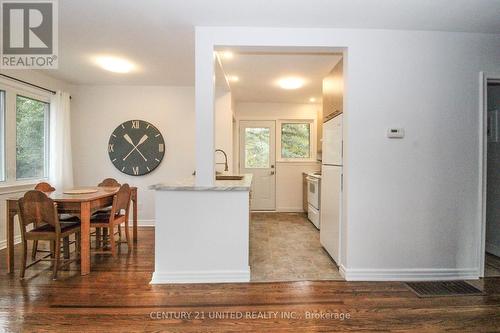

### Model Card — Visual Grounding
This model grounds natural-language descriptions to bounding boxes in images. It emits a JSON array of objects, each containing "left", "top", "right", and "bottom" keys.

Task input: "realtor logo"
[{"left": 1, "top": 0, "right": 58, "bottom": 68}]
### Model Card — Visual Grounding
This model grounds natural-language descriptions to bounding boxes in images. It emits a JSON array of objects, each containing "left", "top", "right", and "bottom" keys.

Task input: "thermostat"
[{"left": 387, "top": 128, "right": 405, "bottom": 138}]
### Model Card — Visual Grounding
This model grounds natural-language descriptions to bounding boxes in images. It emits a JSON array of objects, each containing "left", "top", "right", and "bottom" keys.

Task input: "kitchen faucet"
[
  {"left": 192, "top": 149, "right": 229, "bottom": 175},
  {"left": 215, "top": 149, "right": 229, "bottom": 172}
]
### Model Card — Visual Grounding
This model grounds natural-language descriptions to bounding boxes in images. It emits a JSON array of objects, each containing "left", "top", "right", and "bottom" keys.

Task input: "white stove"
[{"left": 306, "top": 172, "right": 321, "bottom": 229}]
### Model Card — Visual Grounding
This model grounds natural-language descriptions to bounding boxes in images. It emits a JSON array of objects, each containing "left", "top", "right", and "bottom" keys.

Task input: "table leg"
[
  {"left": 133, "top": 190, "right": 138, "bottom": 243},
  {"left": 6, "top": 207, "right": 15, "bottom": 274},
  {"left": 80, "top": 201, "right": 91, "bottom": 275}
]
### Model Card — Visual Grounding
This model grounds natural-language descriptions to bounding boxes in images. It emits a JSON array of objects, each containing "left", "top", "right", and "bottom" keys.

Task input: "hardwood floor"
[{"left": 1, "top": 227, "right": 500, "bottom": 332}]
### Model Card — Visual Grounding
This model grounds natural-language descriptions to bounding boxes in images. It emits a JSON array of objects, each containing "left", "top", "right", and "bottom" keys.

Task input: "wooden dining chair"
[
  {"left": 91, "top": 184, "right": 132, "bottom": 257},
  {"left": 31, "top": 182, "right": 56, "bottom": 259},
  {"left": 18, "top": 191, "right": 81, "bottom": 279},
  {"left": 34, "top": 182, "right": 56, "bottom": 192},
  {"left": 94, "top": 178, "right": 122, "bottom": 248},
  {"left": 32, "top": 182, "right": 78, "bottom": 260},
  {"left": 98, "top": 178, "right": 121, "bottom": 187}
]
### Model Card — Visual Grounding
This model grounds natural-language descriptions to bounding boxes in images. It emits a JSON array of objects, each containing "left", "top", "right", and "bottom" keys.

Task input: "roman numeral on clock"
[{"left": 131, "top": 120, "right": 140, "bottom": 129}]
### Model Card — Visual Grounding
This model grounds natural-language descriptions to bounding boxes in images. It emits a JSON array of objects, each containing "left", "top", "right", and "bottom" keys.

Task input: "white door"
[
  {"left": 320, "top": 165, "right": 342, "bottom": 264},
  {"left": 239, "top": 120, "right": 276, "bottom": 211},
  {"left": 322, "top": 114, "right": 343, "bottom": 166}
]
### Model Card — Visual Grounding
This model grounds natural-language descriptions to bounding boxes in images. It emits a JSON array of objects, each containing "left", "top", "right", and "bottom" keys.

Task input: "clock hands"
[{"left": 123, "top": 134, "right": 148, "bottom": 162}]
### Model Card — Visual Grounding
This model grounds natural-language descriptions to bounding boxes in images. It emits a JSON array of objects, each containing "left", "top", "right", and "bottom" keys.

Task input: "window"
[
  {"left": 280, "top": 122, "right": 311, "bottom": 159},
  {"left": 0, "top": 90, "right": 5, "bottom": 181},
  {"left": 245, "top": 127, "right": 270, "bottom": 168},
  {"left": 0, "top": 79, "right": 51, "bottom": 186},
  {"left": 16, "top": 95, "right": 49, "bottom": 179}
]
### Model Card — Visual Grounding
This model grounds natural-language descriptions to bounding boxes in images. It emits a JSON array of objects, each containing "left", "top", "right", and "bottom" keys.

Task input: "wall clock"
[{"left": 108, "top": 120, "right": 165, "bottom": 176}]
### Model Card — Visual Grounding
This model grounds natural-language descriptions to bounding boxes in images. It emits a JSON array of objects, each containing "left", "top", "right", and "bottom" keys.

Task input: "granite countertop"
[{"left": 149, "top": 174, "right": 253, "bottom": 191}]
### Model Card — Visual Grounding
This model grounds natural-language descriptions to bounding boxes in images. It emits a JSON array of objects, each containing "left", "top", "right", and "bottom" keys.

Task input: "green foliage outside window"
[
  {"left": 245, "top": 127, "right": 270, "bottom": 168},
  {"left": 281, "top": 123, "right": 310, "bottom": 159},
  {"left": 16, "top": 95, "right": 48, "bottom": 179}
]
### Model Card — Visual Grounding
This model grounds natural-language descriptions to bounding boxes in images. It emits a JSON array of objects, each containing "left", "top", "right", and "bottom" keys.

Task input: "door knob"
[{"left": 270, "top": 171, "right": 275, "bottom": 175}]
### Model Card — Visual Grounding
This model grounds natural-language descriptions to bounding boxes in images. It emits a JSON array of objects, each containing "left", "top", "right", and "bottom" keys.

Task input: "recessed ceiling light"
[
  {"left": 94, "top": 56, "right": 135, "bottom": 73},
  {"left": 309, "top": 97, "right": 316, "bottom": 102},
  {"left": 277, "top": 77, "right": 305, "bottom": 90},
  {"left": 219, "top": 51, "right": 234, "bottom": 60},
  {"left": 227, "top": 75, "right": 239, "bottom": 82}
]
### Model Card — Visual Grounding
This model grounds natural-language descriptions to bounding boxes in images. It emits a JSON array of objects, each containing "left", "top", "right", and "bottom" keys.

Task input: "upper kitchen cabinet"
[
  {"left": 322, "top": 58, "right": 343, "bottom": 122},
  {"left": 318, "top": 58, "right": 343, "bottom": 157}
]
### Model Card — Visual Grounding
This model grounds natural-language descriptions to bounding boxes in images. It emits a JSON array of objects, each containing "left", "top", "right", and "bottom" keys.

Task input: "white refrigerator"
[{"left": 320, "top": 113, "right": 343, "bottom": 265}]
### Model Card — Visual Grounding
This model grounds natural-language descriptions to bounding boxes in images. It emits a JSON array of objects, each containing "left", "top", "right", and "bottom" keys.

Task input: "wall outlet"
[{"left": 387, "top": 128, "right": 405, "bottom": 139}]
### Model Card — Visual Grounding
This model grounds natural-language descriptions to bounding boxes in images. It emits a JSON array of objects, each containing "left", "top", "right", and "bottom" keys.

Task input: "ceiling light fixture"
[
  {"left": 309, "top": 97, "right": 316, "bottom": 102},
  {"left": 94, "top": 56, "right": 135, "bottom": 73},
  {"left": 227, "top": 75, "right": 239, "bottom": 82},
  {"left": 277, "top": 77, "right": 305, "bottom": 90},
  {"left": 219, "top": 51, "right": 234, "bottom": 60}
]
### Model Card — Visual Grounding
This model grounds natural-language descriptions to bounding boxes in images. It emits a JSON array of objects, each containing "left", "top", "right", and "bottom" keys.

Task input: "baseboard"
[
  {"left": 138, "top": 219, "right": 155, "bottom": 227},
  {"left": 150, "top": 268, "right": 251, "bottom": 284},
  {"left": 275, "top": 208, "right": 305, "bottom": 213},
  {"left": 339, "top": 264, "right": 347, "bottom": 279},
  {"left": 0, "top": 235, "right": 21, "bottom": 250},
  {"left": 341, "top": 267, "right": 478, "bottom": 281},
  {"left": 486, "top": 242, "right": 500, "bottom": 257}
]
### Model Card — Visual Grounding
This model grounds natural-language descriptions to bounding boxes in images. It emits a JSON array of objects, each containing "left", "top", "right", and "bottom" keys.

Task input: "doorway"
[
  {"left": 481, "top": 73, "right": 500, "bottom": 277},
  {"left": 239, "top": 120, "right": 276, "bottom": 210}
]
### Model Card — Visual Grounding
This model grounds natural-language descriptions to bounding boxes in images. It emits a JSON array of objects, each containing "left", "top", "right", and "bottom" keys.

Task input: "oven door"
[{"left": 307, "top": 176, "right": 320, "bottom": 209}]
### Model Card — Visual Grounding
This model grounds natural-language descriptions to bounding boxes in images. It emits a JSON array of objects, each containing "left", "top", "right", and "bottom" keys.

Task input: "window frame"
[
  {"left": 0, "top": 90, "right": 6, "bottom": 182},
  {"left": 0, "top": 77, "right": 51, "bottom": 189},
  {"left": 277, "top": 119, "right": 316, "bottom": 162}
]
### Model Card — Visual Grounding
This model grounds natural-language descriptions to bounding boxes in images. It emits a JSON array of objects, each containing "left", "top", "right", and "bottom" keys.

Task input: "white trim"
[
  {"left": 341, "top": 267, "right": 478, "bottom": 281},
  {"left": 479, "top": 71, "right": 500, "bottom": 278},
  {"left": 137, "top": 219, "right": 155, "bottom": 227},
  {"left": 275, "top": 207, "right": 304, "bottom": 213},
  {"left": 150, "top": 268, "right": 251, "bottom": 284},
  {"left": 0, "top": 235, "right": 21, "bottom": 250},
  {"left": 486, "top": 242, "right": 500, "bottom": 257},
  {"left": 339, "top": 264, "right": 347, "bottom": 279},
  {"left": 0, "top": 183, "right": 34, "bottom": 195}
]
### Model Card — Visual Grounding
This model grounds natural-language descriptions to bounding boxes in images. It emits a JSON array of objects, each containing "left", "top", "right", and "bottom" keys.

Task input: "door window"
[{"left": 244, "top": 127, "right": 270, "bottom": 168}]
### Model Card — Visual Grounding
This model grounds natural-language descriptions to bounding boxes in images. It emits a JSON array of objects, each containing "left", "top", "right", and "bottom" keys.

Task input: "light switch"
[{"left": 387, "top": 128, "right": 405, "bottom": 138}]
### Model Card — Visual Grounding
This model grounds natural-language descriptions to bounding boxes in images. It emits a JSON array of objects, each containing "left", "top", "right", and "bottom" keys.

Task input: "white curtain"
[{"left": 49, "top": 91, "right": 73, "bottom": 189}]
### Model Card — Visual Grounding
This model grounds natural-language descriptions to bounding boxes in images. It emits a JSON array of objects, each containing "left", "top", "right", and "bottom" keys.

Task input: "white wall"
[
  {"left": 486, "top": 85, "right": 500, "bottom": 257},
  {"left": 71, "top": 86, "right": 195, "bottom": 225},
  {"left": 236, "top": 102, "right": 321, "bottom": 211},
  {"left": 0, "top": 70, "right": 74, "bottom": 249},
  {"left": 215, "top": 88, "right": 234, "bottom": 173},
  {"left": 195, "top": 27, "right": 500, "bottom": 280}
]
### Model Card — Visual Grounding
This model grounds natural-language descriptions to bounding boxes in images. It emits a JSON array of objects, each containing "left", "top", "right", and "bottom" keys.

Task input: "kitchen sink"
[{"left": 216, "top": 175, "right": 245, "bottom": 180}]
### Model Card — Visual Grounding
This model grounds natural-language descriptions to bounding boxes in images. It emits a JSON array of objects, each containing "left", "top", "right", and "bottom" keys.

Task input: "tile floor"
[
  {"left": 249, "top": 212, "right": 343, "bottom": 282},
  {"left": 485, "top": 253, "right": 500, "bottom": 277}
]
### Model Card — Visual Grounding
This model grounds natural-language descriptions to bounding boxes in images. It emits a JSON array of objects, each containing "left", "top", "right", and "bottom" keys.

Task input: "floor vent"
[{"left": 405, "top": 281, "right": 484, "bottom": 298}]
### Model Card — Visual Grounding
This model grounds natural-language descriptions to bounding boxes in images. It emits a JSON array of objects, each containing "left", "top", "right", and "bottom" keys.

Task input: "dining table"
[{"left": 5, "top": 186, "right": 138, "bottom": 275}]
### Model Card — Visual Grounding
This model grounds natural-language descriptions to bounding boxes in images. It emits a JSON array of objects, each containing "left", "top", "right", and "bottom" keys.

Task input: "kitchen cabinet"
[
  {"left": 322, "top": 58, "right": 343, "bottom": 123},
  {"left": 317, "top": 104, "right": 323, "bottom": 156}
]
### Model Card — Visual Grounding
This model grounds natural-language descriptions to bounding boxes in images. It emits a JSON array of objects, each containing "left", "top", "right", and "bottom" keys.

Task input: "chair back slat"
[
  {"left": 18, "top": 190, "right": 59, "bottom": 229},
  {"left": 34, "top": 182, "right": 55, "bottom": 192},
  {"left": 110, "top": 184, "right": 131, "bottom": 218},
  {"left": 98, "top": 178, "right": 120, "bottom": 187}
]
